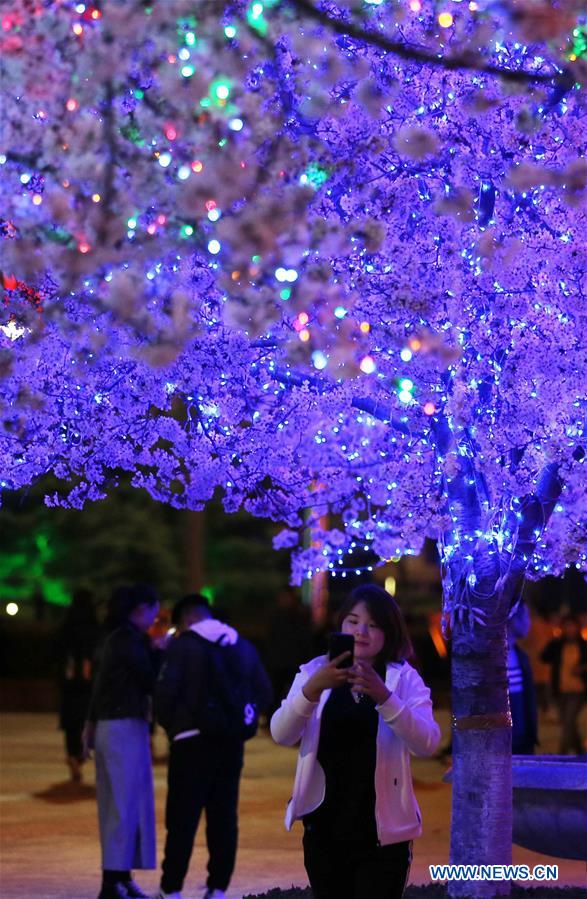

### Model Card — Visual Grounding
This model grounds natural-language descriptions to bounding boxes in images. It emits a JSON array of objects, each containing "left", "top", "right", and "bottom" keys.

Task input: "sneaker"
[
  {"left": 151, "top": 891, "right": 182, "bottom": 899},
  {"left": 98, "top": 886, "right": 130, "bottom": 899},
  {"left": 203, "top": 891, "right": 226, "bottom": 899},
  {"left": 124, "top": 881, "right": 149, "bottom": 899}
]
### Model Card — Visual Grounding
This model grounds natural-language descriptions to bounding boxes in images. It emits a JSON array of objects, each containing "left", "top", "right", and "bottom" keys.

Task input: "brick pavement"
[{"left": 0, "top": 713, "right": 585, "bottom": 899}]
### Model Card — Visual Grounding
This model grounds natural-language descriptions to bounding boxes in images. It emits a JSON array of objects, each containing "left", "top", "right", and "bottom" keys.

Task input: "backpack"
[{"left": 194, "top": 633, "right": 259, "bottom": 741}]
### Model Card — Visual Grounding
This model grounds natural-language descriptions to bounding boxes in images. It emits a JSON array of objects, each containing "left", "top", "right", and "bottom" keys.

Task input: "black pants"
[
  {"left": 303, "top": 827, "right": 412, "bottom": 899},
  {"left": 64, "top": 725, "right": 83, "bottom": 759},
  {"left": 160, "top": 735, "right": 244, "bottom": 894},
  {"left": 558, "top": 692, "right": 585, "bottom": 754}
]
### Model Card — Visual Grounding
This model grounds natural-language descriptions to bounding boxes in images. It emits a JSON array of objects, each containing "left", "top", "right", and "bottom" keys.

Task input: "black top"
[
  {"left": 155, "top": 629, "right": 273, "bottom": 740},
  {"left": 88, "top": 621, "right": 158, "bottom": 722},
  {"left": 304, "top": 680, "right": 381, "bottom": 845},
  {"left": 510, "top": 644, "right": 539, "bottom": 754}
]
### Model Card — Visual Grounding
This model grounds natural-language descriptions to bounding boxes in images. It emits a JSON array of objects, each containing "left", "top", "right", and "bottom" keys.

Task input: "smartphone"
[{"left": 328, "top": 632, "right": 354, "bottom": 668}]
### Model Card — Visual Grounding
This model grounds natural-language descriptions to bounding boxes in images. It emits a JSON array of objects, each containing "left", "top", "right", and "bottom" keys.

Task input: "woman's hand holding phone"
[
  {"left": 348, "top": 661, "right": 390, "bottom": 706},
  {"left": 302, "top": 653, "right": 352, "bottom": 703}
]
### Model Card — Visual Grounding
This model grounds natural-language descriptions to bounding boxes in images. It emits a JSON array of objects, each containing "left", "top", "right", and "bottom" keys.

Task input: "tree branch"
[
  {"left": 289, "top": 0, "right": 570, "bottom": 88},
  {"left": 513, "top": 462, "right": 563, "bottom": 561},
  {"left": 272, "top": 366, "right": 423, "bottom": 436}
]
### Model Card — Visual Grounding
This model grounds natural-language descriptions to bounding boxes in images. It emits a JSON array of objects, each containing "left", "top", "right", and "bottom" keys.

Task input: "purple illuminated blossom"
[
  {"left": 2, "top": 1, "right": 586, "bottom": 887},
  {"left": 0, "top": 0, "right": 585, "bottom": 589}
]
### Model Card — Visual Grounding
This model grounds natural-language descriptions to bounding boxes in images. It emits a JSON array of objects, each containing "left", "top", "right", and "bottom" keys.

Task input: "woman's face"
[
  {"left": 341, "top": 601, "right": 385, "bottom": 664},
  {"left": 131, "top": 602, "right": 160, "bottom": 632}
]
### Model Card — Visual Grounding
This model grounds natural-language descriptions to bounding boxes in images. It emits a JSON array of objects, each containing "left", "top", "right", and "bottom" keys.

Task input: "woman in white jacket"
[{"left": 271, "top": 584, "right": 441, "bottom": 899}]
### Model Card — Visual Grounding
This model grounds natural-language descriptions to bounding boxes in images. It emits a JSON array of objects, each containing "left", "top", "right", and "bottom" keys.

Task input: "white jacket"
[{"left": 270, "top": 655, "right": 441, "bottom": 845}]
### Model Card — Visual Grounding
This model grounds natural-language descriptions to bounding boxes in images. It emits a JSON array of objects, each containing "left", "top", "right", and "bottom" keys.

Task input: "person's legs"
[
  {"left": 204, "top": 739, "right": 244, "bottom": 892},
  {"left": 560, "top": 693, "right": 585, "bottom": 754},
  {"left": 559, "top": 693, "right": 583, "bottom": 754},
  {"left": 354, "top": 841, "right": 412, "bottom": 899},
  {"left": 65, "top": 724, "right": 84, "bottom": 781},
  {"left": 160, "top": 738, "right": 209, "bottom": 894},
  {"left": 302, "top": 827, "right": 354, "bottom": 899},
  {"left": 558, "top": 695, "right": 569, "bottom": 753}
]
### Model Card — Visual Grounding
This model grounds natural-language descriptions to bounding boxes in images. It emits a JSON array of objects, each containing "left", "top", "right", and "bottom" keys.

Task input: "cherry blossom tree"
[{"left": 2, "top": 1, "right": 586, "bottom": 893}]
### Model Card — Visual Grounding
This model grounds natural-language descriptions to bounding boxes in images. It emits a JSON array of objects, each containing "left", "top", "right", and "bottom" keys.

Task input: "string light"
[
  {"left": 1, "top": 0, "right": 584, "bottom": 598},
  {"left": 360, "top": 356, "right": 376, "bottom": 374}
]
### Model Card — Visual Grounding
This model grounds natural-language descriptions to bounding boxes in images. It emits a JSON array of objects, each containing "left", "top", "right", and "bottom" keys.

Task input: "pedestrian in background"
[
  {"left": 271, "top": 584, "right": 440, "bottom": 899},
  {"left": 56, "top": 588, "right": 99, "bottom": 783},
  {"left": 83, "top": 584, "right": 161, "bottom": 899},
  {"left": 154, "top": 593, "right": 272, "bottom": 899},
  {"left": 507, "top": 600, "right": 538, "bottom": 755},
  {"left": 522, "top": 609, "right": 556, "bottom": 719},
  {"left": 542, "top": 614, "right": 587, "bottom": 755}
]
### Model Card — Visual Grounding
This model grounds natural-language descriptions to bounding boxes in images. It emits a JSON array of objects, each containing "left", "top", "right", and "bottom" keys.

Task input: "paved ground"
[{"left": 0, "top": 713, "right": 585, "bottom": 899}]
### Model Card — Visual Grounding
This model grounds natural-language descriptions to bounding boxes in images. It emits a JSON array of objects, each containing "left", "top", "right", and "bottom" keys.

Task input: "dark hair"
[
  {"left": 337, "top": 584, "right": 412, "bottom": 664},
  {"left": 171, "top": 593, "right": 211, "bottom": 627},
  {"left": 105, "top": 584, "right": 159, "bottom": 630}
]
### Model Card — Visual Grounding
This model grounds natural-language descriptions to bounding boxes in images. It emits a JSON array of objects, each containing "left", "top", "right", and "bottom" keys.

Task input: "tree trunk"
[
  {"left": 437, "top": 456, "right": 561, "bottom": 896},
  {"left": 449, "top": 593, "right": 512, "bottom": 897},
  {"left": 184, "top": 508, "right": 204, "bottom": 592}
]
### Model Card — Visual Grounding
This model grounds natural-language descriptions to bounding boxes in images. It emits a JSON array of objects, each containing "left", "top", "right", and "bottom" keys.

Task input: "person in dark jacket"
[
  {"left": 541, "top": 615, "right": 587, "bottom": 755},
  {"left": 83, "top": 585, "right": 161, "bottom": 899},
  {"left": 153, "top": 594, "right": 272, "bottom": 899},
  {"left": 507, "top": 600, "right": 538, "bottom": 754},
  {"left": 56, "top": 588, "right": 99, "bottom": 782}
]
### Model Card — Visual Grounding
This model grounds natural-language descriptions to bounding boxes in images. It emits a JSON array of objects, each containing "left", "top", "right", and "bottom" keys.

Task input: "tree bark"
[
  {"left": 184, "top": 508, "right": 204, "bottom": 592},
  {"left": 445, "top": 464, "right": 562, "bottom": 896},
  {"left": 448, "top": 584, "right": 513, "bottom": 897}
]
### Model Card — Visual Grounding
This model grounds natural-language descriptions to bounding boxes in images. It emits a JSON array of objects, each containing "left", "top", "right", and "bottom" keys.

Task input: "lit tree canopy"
[
  {"left": 3, "top": 1, "right": 587, "bottom": 886},
  {"left": 1, "top": 0, "right": 586, "bottom": 594}
]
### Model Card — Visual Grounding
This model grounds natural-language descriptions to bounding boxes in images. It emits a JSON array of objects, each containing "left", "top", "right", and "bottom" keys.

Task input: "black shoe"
[
  {"left": 97, "top": 884, "right": 129, "bottom": 899},
  {"left": 123, "top": 881, "right": 149, "bottom": 899}
]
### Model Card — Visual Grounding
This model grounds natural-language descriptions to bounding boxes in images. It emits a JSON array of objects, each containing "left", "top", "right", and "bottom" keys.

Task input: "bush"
[{"left": 243, "top": 886, "right": 585, "bottom": 899}]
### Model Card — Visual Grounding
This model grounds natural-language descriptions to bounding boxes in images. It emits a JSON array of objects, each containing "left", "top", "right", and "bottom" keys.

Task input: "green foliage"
[
  {"left": 0, "top": 477, "right": 185, "bottom": 606},
  {"left": 0, "top": 478, "right": 292, "bottom": 620},
  {"left": 0, "top": 523, "right": 69, "bottom": 605}
]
